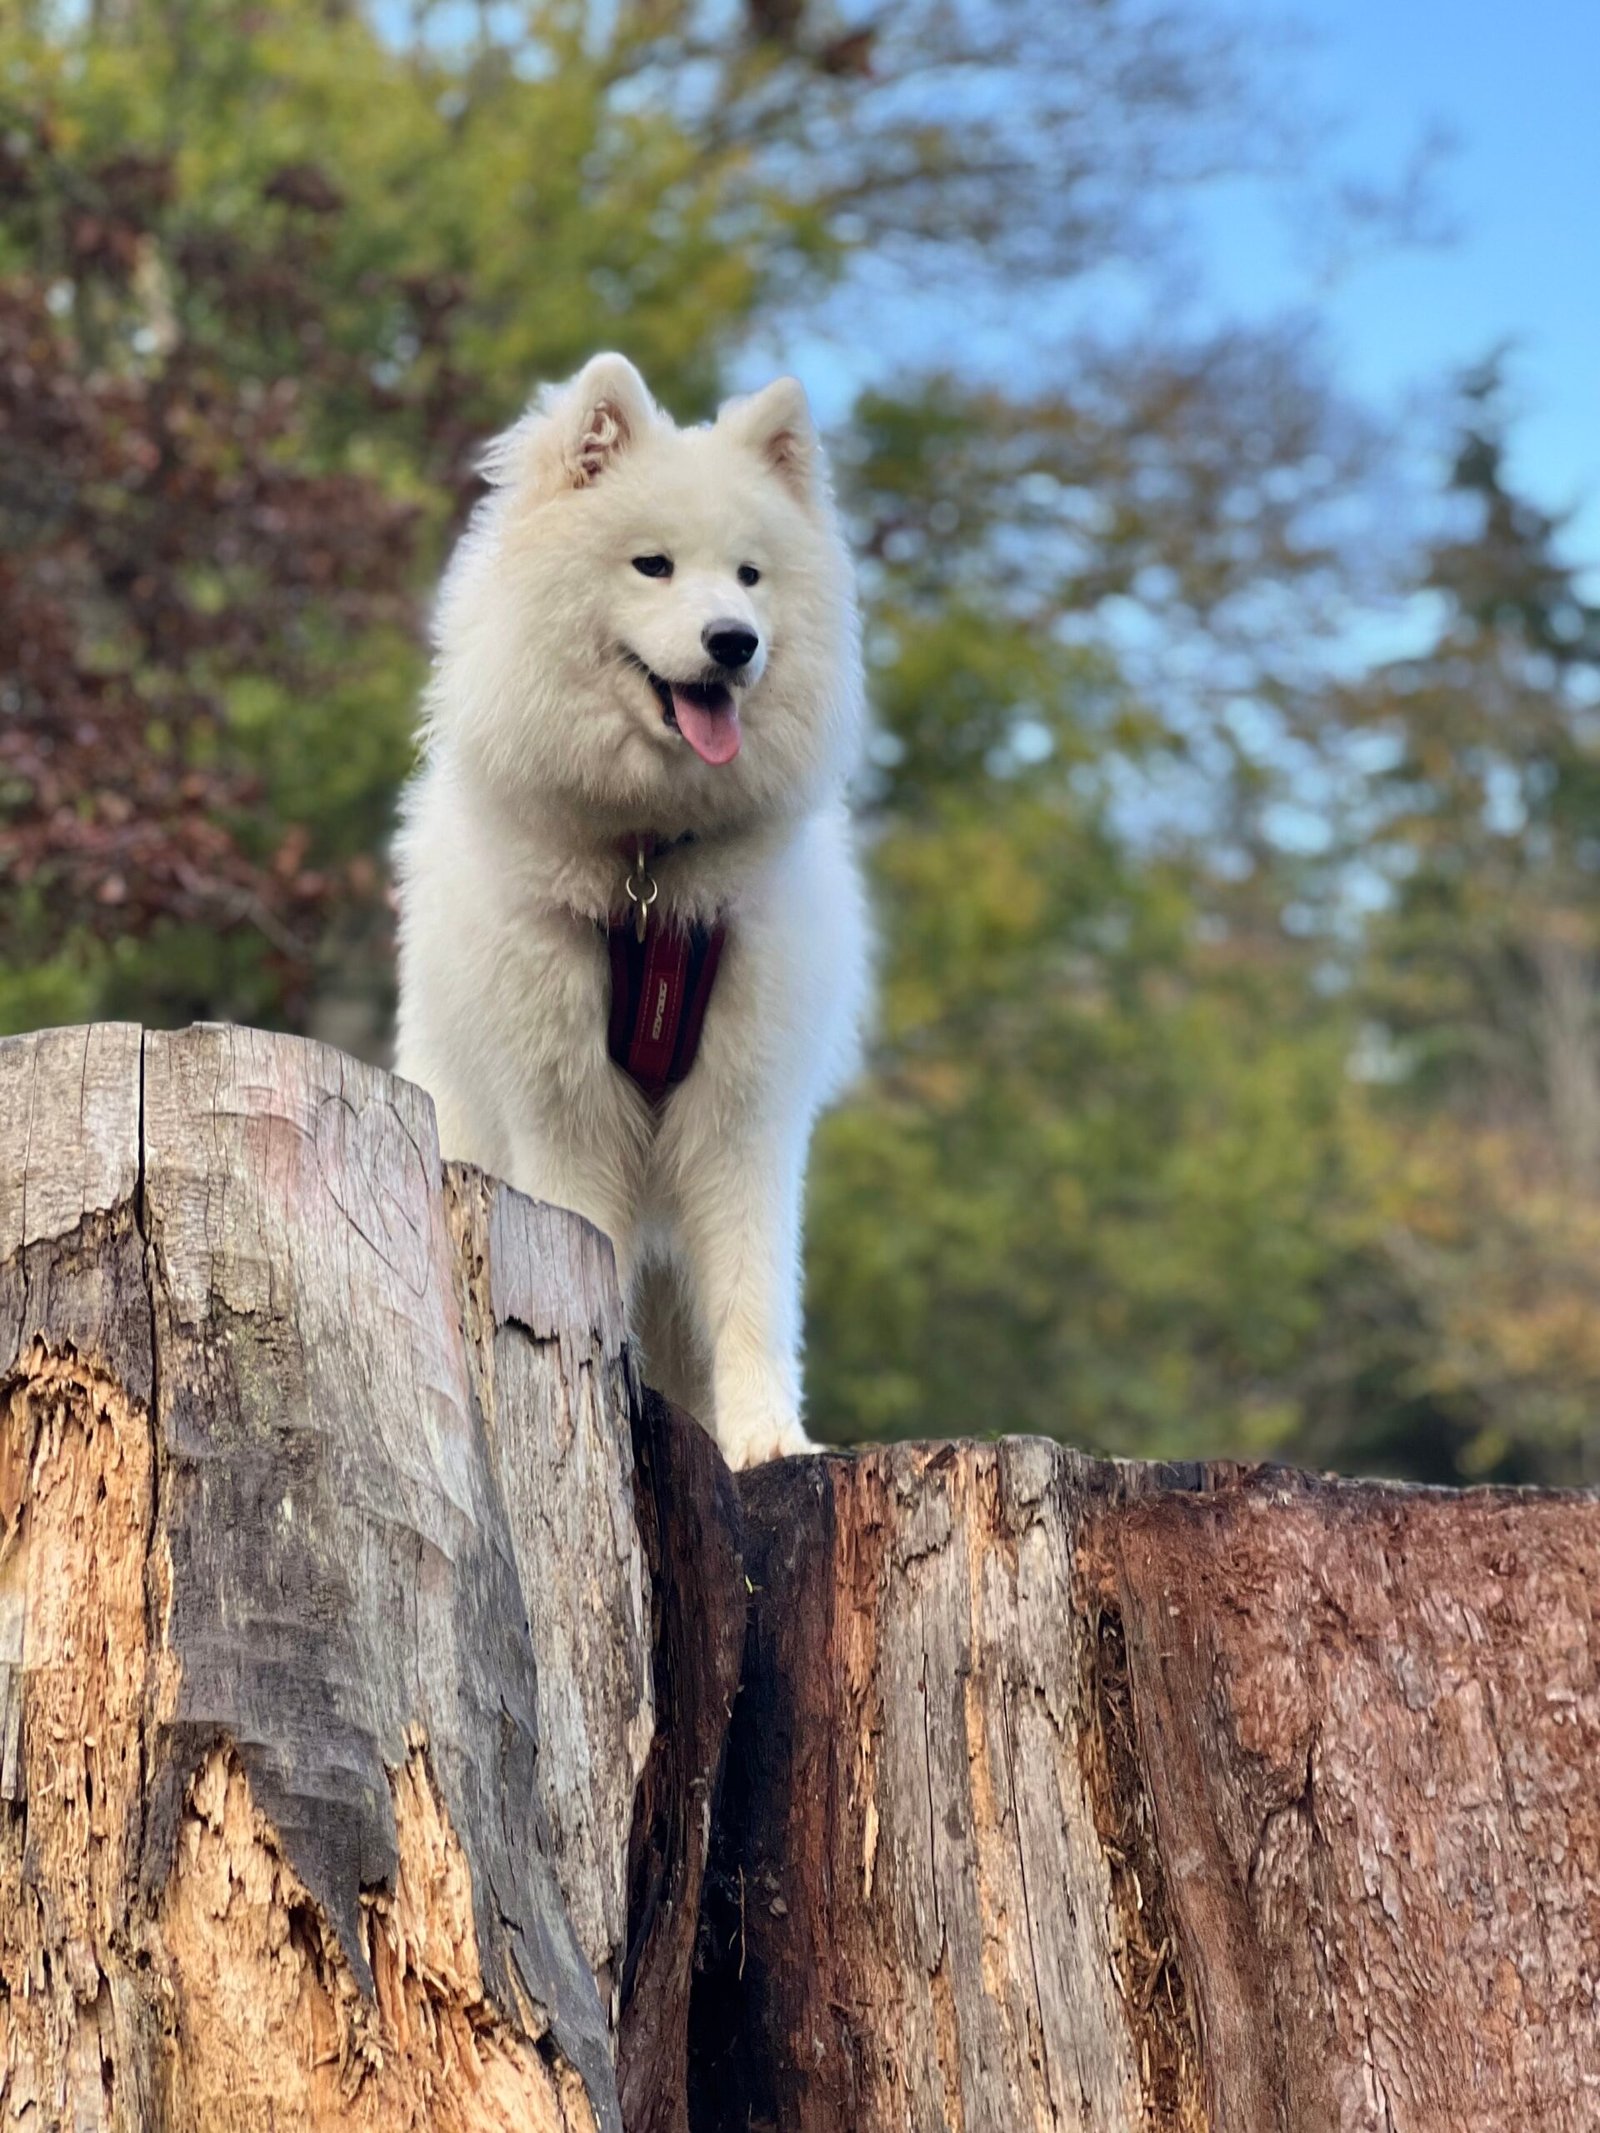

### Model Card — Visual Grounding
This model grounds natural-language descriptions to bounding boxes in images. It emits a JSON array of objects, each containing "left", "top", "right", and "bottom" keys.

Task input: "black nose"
[{"left": 704, "top": 622, "right": 759, "bottom": 670}]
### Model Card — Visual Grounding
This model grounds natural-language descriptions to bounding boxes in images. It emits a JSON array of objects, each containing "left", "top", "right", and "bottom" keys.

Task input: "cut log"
[
  {"left": 4, "top": 1025, "right": 1599, "bottom": 2133},
  {"left": 697, "top": 1446, "right": 1600, "bottom": 2133},
  {"left": 1, "top": 1024, "right": 622, "bottom": 2131}
]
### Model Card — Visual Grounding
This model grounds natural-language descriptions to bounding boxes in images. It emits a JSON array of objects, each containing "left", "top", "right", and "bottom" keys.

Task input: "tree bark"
[
  {"left": 700, "top": 1446, "right": 1600, "bottom": 2133},
  {"left": 4, "top": 1026, "right": 1599, "bottom": 2132}
]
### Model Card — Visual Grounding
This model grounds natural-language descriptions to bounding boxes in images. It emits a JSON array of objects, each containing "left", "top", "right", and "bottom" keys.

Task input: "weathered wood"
[
  {"left": 6, "top": 1024, "right": 1600, "bottom": 2133},
  {"left": 1098, "top": 1476, "right": 1600, "bottom": 2131},
  {"left": 0, "top": 1021, "right": 147, "bottom": 1398},
  {"left": 692, "top": 1440, "right": 1159, "bottom": 2131},
  {"left": 618, "top": 1391, "right": 746, "bottom": 2133},
  {"left": 2, "top": 1024, "right": 625, "bottom": 2131},
  {"left": 699, "top": 1443, "right": 1600, "bottom": 2133},
  {"left": 0, "top": 1023, "right": 157, "bottom": 2124},
  {"left": 446, "top": 1164, "right": 654, "bottom": 2029}
]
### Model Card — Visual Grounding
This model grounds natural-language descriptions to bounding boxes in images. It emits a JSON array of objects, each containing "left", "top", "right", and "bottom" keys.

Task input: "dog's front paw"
[{"left": 719, "top": 1412, "right": 815, "bottom": 1470}]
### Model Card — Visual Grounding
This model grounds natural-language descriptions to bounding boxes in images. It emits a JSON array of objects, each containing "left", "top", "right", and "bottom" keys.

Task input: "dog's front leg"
[
  {"left": 510, "top": 1132, "right": 642, "bottom": 1297},
  {"left": 671, "top": 1123, "right": 814, "bottom": 1470},
  {"left": 506, "top": 1062, "right": 651, "bottom": 1300}
]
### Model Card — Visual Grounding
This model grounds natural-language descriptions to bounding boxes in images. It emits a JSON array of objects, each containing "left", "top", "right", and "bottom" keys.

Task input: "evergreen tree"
[{"left": 1346, "top": 367, "right": 1600, "bottom": 1481}]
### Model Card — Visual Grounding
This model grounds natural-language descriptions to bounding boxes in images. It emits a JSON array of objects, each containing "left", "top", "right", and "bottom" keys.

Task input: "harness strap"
[{"left": 606, "top": 914, "right": 726, "bottom": 1102}]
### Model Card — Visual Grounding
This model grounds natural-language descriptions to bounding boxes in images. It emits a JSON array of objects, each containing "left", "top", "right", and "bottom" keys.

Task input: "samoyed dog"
[{"left": 394, "top": 353, "right": 869, "bottom": 1468}]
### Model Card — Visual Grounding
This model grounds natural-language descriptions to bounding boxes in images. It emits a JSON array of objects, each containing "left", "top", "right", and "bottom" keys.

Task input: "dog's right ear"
[
  {"left": 720, "top": 375, "right": 821, "bottom": 505},
  {"left": 480, "top": 353, "right": 656, "bottom": 493}
]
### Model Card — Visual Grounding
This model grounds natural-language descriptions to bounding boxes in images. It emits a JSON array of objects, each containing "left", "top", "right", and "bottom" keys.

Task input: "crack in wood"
[
  {"left": 9, "top": 1028, "right": 1600, "bottom": 2132},
  {"left": 1076, "top": 1582, "right": 1208, "bottom": 2132}
]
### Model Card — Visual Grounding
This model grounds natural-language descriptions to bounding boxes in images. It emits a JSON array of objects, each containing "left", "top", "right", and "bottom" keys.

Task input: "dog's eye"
[
  {"left": 632, "top": 555, "right": 673, "bottom": 579},
  {"left": 737, "top": 564, "right": 761, "bottom": 587}
]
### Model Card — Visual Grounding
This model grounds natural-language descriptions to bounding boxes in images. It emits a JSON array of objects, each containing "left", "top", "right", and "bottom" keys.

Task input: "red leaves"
[
  {"left": 0, "top": 128, "right": 428, "bottom": 1011},
  {"left": 262, "top": 163, "right": 345, "bottom": 216}
]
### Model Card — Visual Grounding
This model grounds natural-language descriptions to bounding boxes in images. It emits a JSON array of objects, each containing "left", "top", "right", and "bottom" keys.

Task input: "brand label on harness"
[{"left": 605, "top": 914, "right": 727, "bottom": 1101}]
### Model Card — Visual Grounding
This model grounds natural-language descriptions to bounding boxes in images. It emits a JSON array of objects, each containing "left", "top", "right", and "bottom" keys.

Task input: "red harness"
[{"left": 605, "top": 838, "right": 726, "bottom": 1102}]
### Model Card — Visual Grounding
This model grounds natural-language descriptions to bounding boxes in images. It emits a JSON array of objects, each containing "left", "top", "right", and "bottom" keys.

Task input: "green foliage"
[
  {"left": 0, "top": 0, "right": 813, "bottom": 1029},
  {"left": 1333, "top": 368, "right": 1600, "bottom": 1484},
  {"left": 797, "top": 369, "right": 1401, "bottom": 1467},
  {"left": 807, "top": 599, "right": 1379, "bottom": 1461},
  {"left": 6, "top": 7, "right": 1597, "bottom": 1486}
]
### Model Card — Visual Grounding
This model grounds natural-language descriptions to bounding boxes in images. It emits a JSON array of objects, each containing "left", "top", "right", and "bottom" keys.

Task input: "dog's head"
[{"left": 432, "top": 353, "right": 861, "bottom": 832}]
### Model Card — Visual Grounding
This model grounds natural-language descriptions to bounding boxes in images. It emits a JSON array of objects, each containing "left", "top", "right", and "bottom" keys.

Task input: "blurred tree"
[
  {"left": 0, "top": 0, "right": 1317, "bottom": 1034},
  {"left": 803, "top": 362, "right": 1392, "bottom": 1460},
  {"left": 0, "top": 129, "right": 417, "bottom": 1031},
  {"left": 3, "top": 0, "right": 1517, "bottom": 1488},
  {"left": 0, "top": 0, "right": 804, "bottom": 1029},
  {"left": 1334, "top": 367, "right": 1600, "bottom": 1483},
  {"left": 1354, "top": 367, "right": 1600, "bottom": 1112}
]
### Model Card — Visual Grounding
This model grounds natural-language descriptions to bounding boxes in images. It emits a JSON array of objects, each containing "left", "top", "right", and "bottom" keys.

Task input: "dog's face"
[{"left": 433, "top": 354, "right": 860, "bottom": 833}]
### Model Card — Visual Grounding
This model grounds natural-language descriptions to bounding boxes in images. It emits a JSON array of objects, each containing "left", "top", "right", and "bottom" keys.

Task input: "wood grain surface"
[{"left": 5, "top": 1024, "right": 1599, "bottom": 2132}]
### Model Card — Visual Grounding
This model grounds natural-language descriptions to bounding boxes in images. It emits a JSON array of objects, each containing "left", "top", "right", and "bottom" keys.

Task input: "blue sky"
[
  {"left": 1198, "top": 0, "right": 1600, "bottom": 557},
  {"left": 770, "top": 0, "right": 1600, "bottom": 581}
]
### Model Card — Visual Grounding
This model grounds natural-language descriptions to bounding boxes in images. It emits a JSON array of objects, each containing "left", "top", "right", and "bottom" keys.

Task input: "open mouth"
[{"left": 623, "top": 652, "right": 743, "bottom": 767}]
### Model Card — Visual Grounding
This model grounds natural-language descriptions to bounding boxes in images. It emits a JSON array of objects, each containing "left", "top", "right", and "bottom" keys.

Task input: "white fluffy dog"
[{"left": 394, "top": 353, "right": 869, "bottom": 1468}]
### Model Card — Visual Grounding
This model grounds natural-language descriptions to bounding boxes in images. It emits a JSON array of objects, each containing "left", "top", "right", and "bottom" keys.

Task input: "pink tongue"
[{"left": 671, "top": 686, "right": 742, "bottom": 766}]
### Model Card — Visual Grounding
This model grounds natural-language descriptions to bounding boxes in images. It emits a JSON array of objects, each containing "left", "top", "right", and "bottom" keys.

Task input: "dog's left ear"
[
  {"left": 482, "top": 352, "right": 656, "bottom": 493},
  {"left": 722, "top": 377, "right": 822, "bottom": 504}
]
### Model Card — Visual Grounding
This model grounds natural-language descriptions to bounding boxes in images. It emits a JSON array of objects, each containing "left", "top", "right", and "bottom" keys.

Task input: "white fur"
[{"left": 394, "top": 354, "right": 870, "bottom": 1468}]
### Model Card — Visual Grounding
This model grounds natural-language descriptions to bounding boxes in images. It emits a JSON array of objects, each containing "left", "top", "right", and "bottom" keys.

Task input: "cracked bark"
[
  {"left": 2, "top": 1025, "right": 624, "bottom": 2131},
  {"left": 695, "top": 1445, "right": 1600, "bottom": 2133},
  {"left": 5, "top": 1028, "right": 1600, "bottom": 2133}
]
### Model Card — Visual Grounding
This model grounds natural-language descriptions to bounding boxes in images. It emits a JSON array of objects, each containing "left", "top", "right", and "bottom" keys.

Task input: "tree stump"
[
  {"left": 4, "top": 1025, "right": 1598, "bottom": 2132},
  {"left": 701, "top": 1447, "right": 1600, "bottom": 2131}
]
